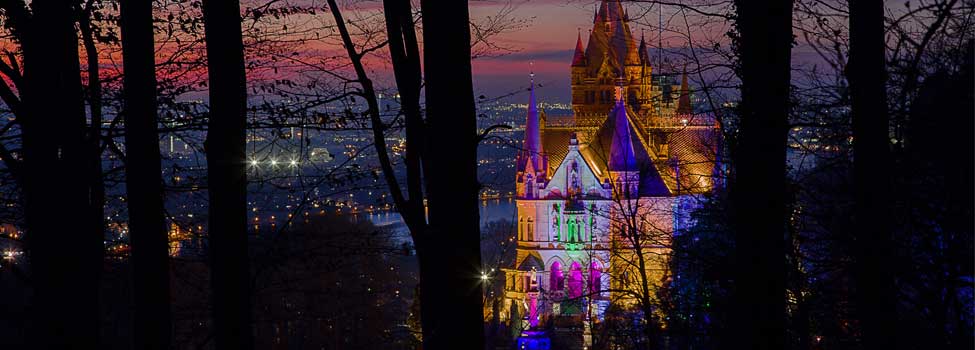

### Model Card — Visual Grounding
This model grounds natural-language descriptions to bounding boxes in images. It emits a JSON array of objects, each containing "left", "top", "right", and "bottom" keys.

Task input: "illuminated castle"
[{"left": 502, "top": 0, "right": 720, "bottom": 345}]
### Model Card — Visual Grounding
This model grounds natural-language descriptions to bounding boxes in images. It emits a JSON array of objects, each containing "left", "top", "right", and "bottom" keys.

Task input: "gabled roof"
[
  {"left": 582, "top": 101, "right": 671, "bottom": 197},
  {"left": 518, "top": 253, "right": 544, "bottom": 271},
  {"left": 608, "top": 99, "right": 638, "bottom": 172}
]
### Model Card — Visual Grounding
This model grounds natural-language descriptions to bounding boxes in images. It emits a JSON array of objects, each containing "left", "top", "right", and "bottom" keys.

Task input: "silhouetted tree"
[
  {"left": 848, "top": 0, "right": 896, "bottom": 349},
  {"left": 18, "top": 0, "right": 101, "bottom": 346},
  {"left": 418, "top": 1, "right": 485, "bottom": 349},
  {"left": 730, "top": 0, "right": 793, "bottom": 349},
  {"left": 202, "top": 0, "right": 253, "bottom": 348},
  {"left": 120, "top": 0, "right": 172, "bottom": 347}
]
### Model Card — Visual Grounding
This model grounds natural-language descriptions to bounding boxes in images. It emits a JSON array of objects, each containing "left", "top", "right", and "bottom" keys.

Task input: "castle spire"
[
  {"left": 524, "top": 68, "right": 543, "bottom": 172},
  {"left": 606, "top": 0, "right": 623, "bottom": 22},
  {"left": 677, "top": 67, "right": 693, "bottom": 115},
  {"left": 572, "top": 29, "right": 586, "bottom": 66},
  {"left": 638, "top": 31, "right": 649, "bottom": 66}
]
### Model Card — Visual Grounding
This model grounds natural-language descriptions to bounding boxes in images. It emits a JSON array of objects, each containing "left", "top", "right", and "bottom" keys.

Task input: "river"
[{"left": 360, "top": 198, "right": 517, "bottom": 237}]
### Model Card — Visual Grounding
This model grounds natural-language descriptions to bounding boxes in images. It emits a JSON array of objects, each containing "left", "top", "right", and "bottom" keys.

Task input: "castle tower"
[
  {"left": 571, "top": 0, "right": 655, "bottom": 124},
  {"left": 516, "top": 73, "right": 547, "bottom": 199},
  {"left": 502, "top": 3, "right": 720, "bottom": 341}
]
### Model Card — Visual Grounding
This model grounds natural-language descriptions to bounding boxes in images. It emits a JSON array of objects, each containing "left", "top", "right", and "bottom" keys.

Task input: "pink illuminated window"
[
  {"left": 569, "top": 261, "right": 583, "bottom": 298},
  {"left": 589, "top": 261, "right": 602, "bottom": 294},
  {"left": 549, "top": 261, "right": 564, "bottom": 291}
]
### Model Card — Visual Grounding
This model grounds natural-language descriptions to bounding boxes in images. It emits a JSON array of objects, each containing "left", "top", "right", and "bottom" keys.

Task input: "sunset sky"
[
  {"left": 469, "top": 1, "right": 598, "bottom": 103},
  {"left": 465, "top": 0, "right": 828, "bottom": 104}
]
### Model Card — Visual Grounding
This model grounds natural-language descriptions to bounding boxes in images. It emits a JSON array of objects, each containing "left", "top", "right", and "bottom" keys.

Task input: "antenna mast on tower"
[{"left": 658, "top": 3, "right": 664, "bottom": 70}]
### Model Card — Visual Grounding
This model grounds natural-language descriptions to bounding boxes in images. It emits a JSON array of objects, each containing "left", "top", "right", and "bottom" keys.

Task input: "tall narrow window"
[
  {"left": 589, "top": 261, "right": 602, "bottom": 294},
  {"left": 569, "top": 261, "right": 583, "bottom": 298},
  {"left": 566, "top": 218, "right": 575, "bottom": 242},
  {"left": 527, "top": 217, "right": 534, "bottom": 241},
  {"left": 552, "top": 211, "right": 560, "bottom": 241},
  {"left": 575, "top": 220, "right": 582, "bottom": 242},
  {"left": 550, "top": 262, "right": 564, "bottom": 291}
]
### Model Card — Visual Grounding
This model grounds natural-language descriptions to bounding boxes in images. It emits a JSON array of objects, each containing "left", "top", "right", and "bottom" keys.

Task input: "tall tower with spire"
[
  {"left": 570, "top": 0, "right": 658, "bottom": 126},
  {"left": 516, "top": 71, "right": 547, "bottom": 199}
]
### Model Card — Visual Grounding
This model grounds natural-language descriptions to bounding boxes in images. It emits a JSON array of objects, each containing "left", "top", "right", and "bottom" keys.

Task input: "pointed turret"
[
  {"left": 605, "top": 0, "right": 624, "bottom": 23},
  {"left": 608, "top": 91, "right": 638, "bottom": 172},
  {"left": 638, "top": 33, "right": 650, "bottom": 66},
  {"left": 517, "top": 72, "right": 546, "bottom": 198},
  {"left": 572, "top": 30, "right": 587, "bottom": 66},
  {"left": 677, "top": 69, "right": 693, "bottom": 115},
  {"left": 597, "top": 0, "right": 609, "bottom": 23}
]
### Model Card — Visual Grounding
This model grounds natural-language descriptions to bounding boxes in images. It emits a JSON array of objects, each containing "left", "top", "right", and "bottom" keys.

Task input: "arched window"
[
  {"left": 568, "top": 261, "right": 583, "bottom": 299},
  {"left": 527, "top": 217, "right": 534, "bottom": 241},
  {"left": 589, "top": 261, "right": 602, "bottom": 294},
  {"left": 549, "top": 261, "right": 564, "bottom": 291}
]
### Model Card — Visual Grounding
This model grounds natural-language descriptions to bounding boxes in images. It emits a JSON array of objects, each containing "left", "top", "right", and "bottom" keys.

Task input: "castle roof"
[
  {"left": 517, "top": 253, "right": 544, "bottom": 271},
  {"left": 592, "top": 99, "right": 670, "bottom": 196},
  {"left": 608, "top": 99, "right": 638, "bottom": 172}
]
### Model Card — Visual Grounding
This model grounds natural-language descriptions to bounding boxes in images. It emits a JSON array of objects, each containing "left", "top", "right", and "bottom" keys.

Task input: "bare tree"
[
  {"left": 730, "top": 1, "right": 793, "bottom": 349},
  {"left": 14, "top": 0, "right": 101, "bottom": 346},
  {"left": 120, "top": 0, "right": 172, "bottom": 347},
  {"left": 848, "top": 0, "right": 896, "bottom": 349},
  {"left": 202, "top": 0, "right": 254, "bottom": 348}
]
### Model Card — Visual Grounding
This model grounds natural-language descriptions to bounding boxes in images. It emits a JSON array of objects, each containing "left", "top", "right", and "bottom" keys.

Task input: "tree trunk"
[
  {"left": 418, "top": 1, "right": 485, "bottom": 349},
  {"left": 120, "top": 0, "right": 173, "bottom": 347},
  {"left": 848, "top": 0, "right": 896, "bottom": 348},
  {"left": 78, "top": 1, "right": 107, "bottom": 304},
  {"left": 730, "top": 0, "right": 793, "bottom": 349},
  {"left": 202, "top": 0, "right": 253, "bottom": 348},
  {"left": 20, "top": 0, "right": 99, "bottom": 347}
]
